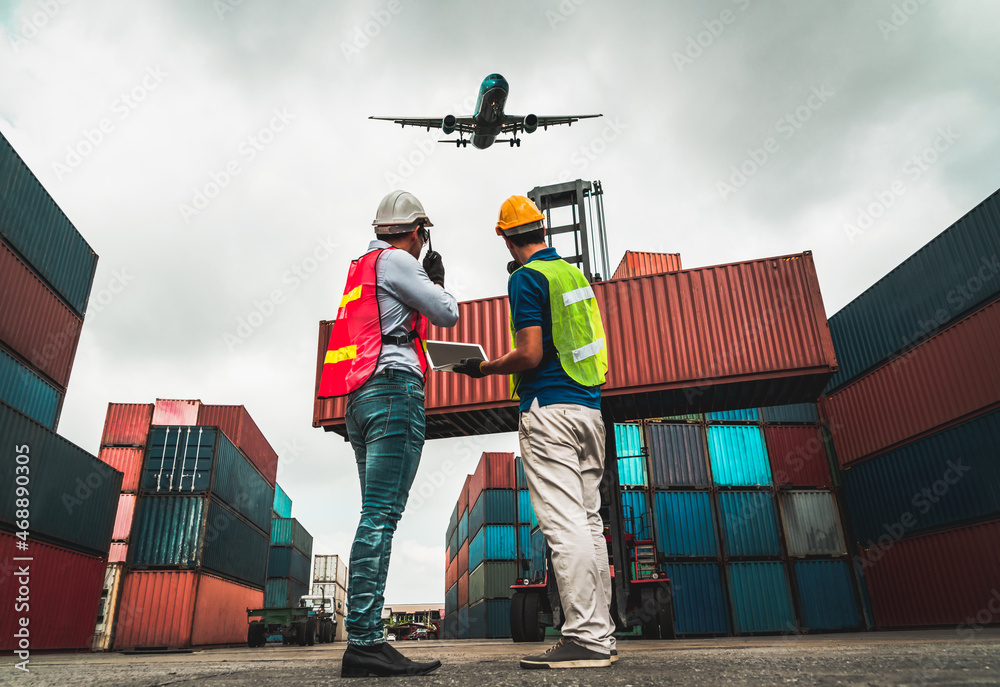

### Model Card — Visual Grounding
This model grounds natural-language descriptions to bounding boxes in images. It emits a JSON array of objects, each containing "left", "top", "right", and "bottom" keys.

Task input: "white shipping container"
[{"left": 313, "top": 554, "right": 348, "bottom": 588}]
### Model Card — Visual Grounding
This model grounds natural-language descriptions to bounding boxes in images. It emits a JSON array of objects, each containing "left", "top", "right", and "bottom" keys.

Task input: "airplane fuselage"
[{"left": 471, "top": 74, "right": 509, "bottom": 149}]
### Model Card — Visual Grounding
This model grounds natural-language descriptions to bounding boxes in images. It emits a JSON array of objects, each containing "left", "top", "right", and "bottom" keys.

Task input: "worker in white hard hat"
[
  {"left": 453, "top": 195, "right": 613, "bottom": 670},
  {"left": 318, "top": 190, "right": 457, "bottom": 677}
]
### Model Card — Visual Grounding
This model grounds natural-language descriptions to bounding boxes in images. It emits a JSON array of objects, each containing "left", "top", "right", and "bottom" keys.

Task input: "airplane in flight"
[{"left": 369, "top": 73, "right": 601, "bottom": 149}]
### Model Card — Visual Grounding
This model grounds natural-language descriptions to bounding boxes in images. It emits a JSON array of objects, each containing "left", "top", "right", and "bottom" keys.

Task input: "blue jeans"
[{"left": 344, "top": 368, "right": 426, "bottom": 645}]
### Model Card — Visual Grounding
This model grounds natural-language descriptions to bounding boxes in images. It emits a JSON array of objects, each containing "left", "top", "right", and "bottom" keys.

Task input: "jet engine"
[
  {"left": 523, "top": 114, "right": 538, "bottom": 134},
  {"left": 442, "top": 114, "right": 457, "bottom": 135}
]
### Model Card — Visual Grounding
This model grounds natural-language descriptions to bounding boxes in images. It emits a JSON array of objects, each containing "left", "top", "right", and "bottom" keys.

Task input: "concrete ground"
[{"left": 3, "top": 629, "right": 999, "bottom": 686}]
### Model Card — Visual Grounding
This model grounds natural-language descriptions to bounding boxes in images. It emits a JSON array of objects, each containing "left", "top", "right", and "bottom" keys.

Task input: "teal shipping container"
[
  {"left": 706, "top": 408, "right": 760, "bottom": 422},
  {"left": 458, "top": 510, "right": 468, "bottom": 543},
  {"left": 267, "top": 545, "right": 311, "bottom": 584},
  {"left": 761, "top": 404, "right": 820, "bottom": 424},
  {"left": 728, "top": 562, "right": 796, "bottom": 634},
  {"left": 469, "top": 525, "right": 517, "bottom": 571},
  {"left": 448, "top": 502, "right": 459, "bottom": 537},
  {"left": 0, "top": 401, "right": 121, "bottom": 557},
  {"left": 273, "top": 484, "right": 292, "bottom": 519},
  {"left": 517, "top": 524, "right": 531, "bottom": 565},
  {"left": 529, "top": 527, "right": 545, "bottom": 581},
  {"left": 618, "top": 455, "right": 648, "bottom": 487},
  {"left": 664, "top": 562, "right": 730, "bottom": 635},
  {"left": 449, "top": 529, "right": 459, "bottom": 561},
  {"left": 615, "top": 423, "right": 644, "bottom": 457},
  {"left": 647, "top": 422, "right": 709, "bottom": 487},
  {"left": 517, "top": 490, "right": 537, "bottom": 528},
  {"left": 793, "top": 560, "right": 861, "bottom": 631},
  {"left": 129, "top": 495, "right": 270, "bottom": 588},
  {"left": 0, "top": 345, "right": 62, "bottom": 429},
  {"left": 470, "top": 489, "right": 517, "bottom": 539},
  {"left": 270, "top": 517, "right": 313, "bottom": 558},
  {"left": 0, "top": 134, "right": 98, "bottom": 317},
  {"left": 469, "top": 598, "right": 512, "bottom": 638},
  {"left": 457, "top": 606, "right": 469, "bottom": 639},
  {"left": 515, "top": 456, "right": 527, "bottom": 489},
  {"left": 445, "top": 583, "right": 458, "bottom": 614},
  {"left": 707, "top": 425, "right": 772, "bottom": 486},
  {"left": 718, "top": 491, "right": 782, "bottom": 557},
  {"left": 653, "top": 491, "right": 718, "bottom": 557},
  {"left": 265, "top": 578, "right": 309, "bottom": 608},
  {"left": 142, "top": 426, "right": 274, "bottom": 534},
  {"left": 621, "top": 489, "right": 652, "bottom": 541}
]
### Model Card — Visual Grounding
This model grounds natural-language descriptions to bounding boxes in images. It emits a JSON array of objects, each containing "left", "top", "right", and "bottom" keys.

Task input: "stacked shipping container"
[
  {"left": 266, "top": 517, "right": 313, "bottom": 608},
  {"left": 313, "top": 554, "right": 348, "bottom": 641},
  {"left": 820, "top": 188, "right": 1000, "bottom": 629},
  {"left": 0, "top": 133, "right": 107, "bottom": 652}
]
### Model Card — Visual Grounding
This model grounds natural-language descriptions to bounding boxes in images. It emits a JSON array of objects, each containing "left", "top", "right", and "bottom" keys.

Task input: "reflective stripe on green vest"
[{"left": 509, "top": 258, "right": 608, "bottom": 399}]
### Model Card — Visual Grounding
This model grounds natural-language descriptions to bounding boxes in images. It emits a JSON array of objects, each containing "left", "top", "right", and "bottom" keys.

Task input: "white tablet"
[{"left": 425, "top": 340, "right": 488, "bottom": 372}]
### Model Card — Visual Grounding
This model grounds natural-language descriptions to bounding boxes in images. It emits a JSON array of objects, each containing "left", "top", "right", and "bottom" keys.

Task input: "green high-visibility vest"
[{"left": 509, "top": 258, "right": 608, "bottom": 400}]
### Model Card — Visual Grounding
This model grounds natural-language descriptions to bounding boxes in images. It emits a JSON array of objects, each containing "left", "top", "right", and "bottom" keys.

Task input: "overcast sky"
[{"left": 2, "top": 0, "right": 998, "bottom": 606}]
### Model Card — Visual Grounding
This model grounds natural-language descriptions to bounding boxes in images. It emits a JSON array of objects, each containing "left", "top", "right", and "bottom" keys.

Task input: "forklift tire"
[
  {"left": 295, "top": 621, "right": 307, "bottom": 646},
  {"left": 510, "top": 592, "right": 527, "bottom": 643},
  {"left": 657, "top": 583, "right": 675, "bottom": 640},
  {"left": 640, "top": 587, "right": 660, "bottom": 640},
  {"left": 247, "top": 623, "right": 264, "bottom": 648},
  {"left": 306, "top": 618, "right": 317, "bottom": 646},
  {"left": 521, "top": 591, "right": 546, "bottom": 642}
]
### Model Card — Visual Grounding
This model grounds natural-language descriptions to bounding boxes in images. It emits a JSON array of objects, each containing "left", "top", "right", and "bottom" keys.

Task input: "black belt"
[{"left": 381, "top": 329, "right": 419, "bottom": 346}]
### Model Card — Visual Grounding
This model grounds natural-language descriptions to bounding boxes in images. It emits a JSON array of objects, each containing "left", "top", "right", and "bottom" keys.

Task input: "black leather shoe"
[{"left": 341, "top": 643, "right": 442, "bottom": 677}]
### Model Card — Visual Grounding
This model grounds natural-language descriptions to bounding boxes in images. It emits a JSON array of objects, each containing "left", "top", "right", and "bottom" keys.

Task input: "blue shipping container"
[
  {"left": 618, "top": 455, "right": 648, "bottom": 487},
  {"left": 761, "top": 404, "right": 820, "bottom": 424},
  {"left": 707, "top": 425, "right": 772, "bottom": 486},
  {"left": 470, "top": 489, "right": 517, "bottom": 539},
  {"left": 621, "top": 489, "right": 652, "bottom": 541},
  {"left": 793, "top": 560, "right": 861, "bottom": 631},
  {"left": 719, "top": 491, "right": 782, "bottom": 556},
  {"left": 529, "top": 527, "right": 546, "bottom": 580},
  {"left": 727, "top": 562, "right": 795, "bottom": 634},
  {"left": 843, "top": 408, "right": 1000, "bottom": 542},
  {"left": 653, "top": 491, "right": 718, "bottom": 557},
  {"left": 445, "top": 583, "right": 458, "bottom": 614},
  {"left": 664, "top": 563, "right": 731, "bottom": 635},
  {"left": 449, "top": 529, "right": 459, "bottom": 561},
  {"left": 647, "top": 422, "right": 709, "bottom": 487},
  {"left": 267, "top": 545, "right": 311, "bottom": 584},
  {"left": 515, "top": 456, "right": 527, "bottom": 489},
  {"left": 825, "top": 189, "right": 1000, "bottom": 392},
  {"left": 265, "top": 578, "right": 309, "bottom": 608},
  {"left": 0, "top": 133, "right": 99, "bottom": 317},
  {"left": 273, "top": 484, "right": 292, "bottom": 519},
  {"left": 469, "top": 525, "right": 517, "bottom": 571},
  {"left": 517, "top": 524, "right": 531, "bottom": 564},
  {"left": 706, "top": 408, "right": 760, "bottom": 422},
  {"left": 459, "top": 510, "right": 468, "bottom": 544},
  {"left": 469, "top": 599, "right": 512, "bottom": 639},
  {"left": 458, "top": 606, "right": 469, "bottom": 639},
  {"left": 270, "top": 517, "right": 313, "bottom": 558},
  {"left": 518, "top": 490, "right": 538, "bottom": 528},
  {"left": 0, "top": 346, "right": 62, "bottom": 430},
  {"left": 615, "top": 423, "right": 644, "bottom": 457}
]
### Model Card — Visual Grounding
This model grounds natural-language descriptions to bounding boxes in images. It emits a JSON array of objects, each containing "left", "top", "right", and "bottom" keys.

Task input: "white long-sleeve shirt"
[{"left": 365, "top": 240, "right": 459, "bottom": 377}]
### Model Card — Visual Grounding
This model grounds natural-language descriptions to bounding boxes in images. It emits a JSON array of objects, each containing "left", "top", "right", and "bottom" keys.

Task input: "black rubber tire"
[
  {"left": 522, "top": 592, "right": 546, "bottom": 642},
  {"left": 295, "top": 622, "right": 307, "bottom": 646},
  {"left": 657, "top": 583, "right": 676, "bottom": 640},
  {"left": 247, "top": 623, "right": 261, "bottom": 648},
  {"left": 510, "top": 591, "right": 527, "bottom": 643},
  {"left": 306, "top": 618, "right": 317, "bottom": 646},
  {"left": 640, "top": 587, "right": 659, "bottom": 640}
]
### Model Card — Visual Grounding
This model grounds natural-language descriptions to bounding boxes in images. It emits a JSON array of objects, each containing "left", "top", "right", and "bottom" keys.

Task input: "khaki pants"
[{"left": 519, "top": 399, "right": 615, "bottom": 653}]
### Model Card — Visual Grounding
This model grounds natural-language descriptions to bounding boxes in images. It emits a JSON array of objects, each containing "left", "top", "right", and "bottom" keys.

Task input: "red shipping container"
[
  {"left": 458, "top": 541, "right": 469, "bottom": 577},
  {"left": 0, "top": 242, "right": 82, "bottom": 389},
  {"left": 457, "top": 572, "right": 469, "bottom": 608},
  {"left": 458, "top": 475, "right": 471, "bottom": 516},
  {"left": 445, "top": 556, "right": 458, "bottom": 589},
  {"left": 469, "top": 452, "right": 515, "bottom": 510},
  {"left": 822, "top": 298, "right": 1000, "bottom": 467},
  {"left": 315, "top": 252, "right": 837, "bottom": 438},
  {"left": 611, "top": 250, "right": 682, "bottom": 280},
  {"left": 764, "top": 426, "right": 833, "bottom": 488},
  {"left": 197, "top": 405, "right": 278, "bottom": 486},
  {"left": 109, "top": 542, "right": 128, "bottom": 563},
  {"left": 0, "top": 532, "right": 105, "bottom": 651},
  {"left": 115, "top": 570, "right": 264, "bottom": 649},
  {"left": 101, "top": 403, "right": 154, "bottom": 447},
  {"left": 112, "top": 494, "right": 137, "bottom": 540},
  {"left": 863, "top": 519, "right": 1000, "bottom": 629},
  {"left": 152, "top": 398, "right": 202, "bottom": 426},
  {"left": 97, "top": 447, "right": 145, "bottom": 492}
]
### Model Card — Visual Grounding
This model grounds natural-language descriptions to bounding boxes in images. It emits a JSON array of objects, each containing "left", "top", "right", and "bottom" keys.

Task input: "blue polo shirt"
[{"left": 508, "top": 247, "right": 602, "bottom": 413}]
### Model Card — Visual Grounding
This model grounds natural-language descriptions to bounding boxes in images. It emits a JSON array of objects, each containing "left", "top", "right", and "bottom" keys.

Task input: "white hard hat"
[{"left": 372, "top": 190, "right": 433, "bottom": 232}]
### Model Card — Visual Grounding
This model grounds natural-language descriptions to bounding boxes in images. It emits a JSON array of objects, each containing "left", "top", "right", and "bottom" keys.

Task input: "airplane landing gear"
[{"left": 509, "top": 138, "right": 521, "bottom": 147}]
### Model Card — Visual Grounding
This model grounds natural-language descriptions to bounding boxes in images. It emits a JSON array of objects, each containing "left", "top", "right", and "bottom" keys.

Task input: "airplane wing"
[
  {"left": 501, "top": 114, "right": 602, "bottom": 133},
  {"left": 369, "top": 116, "right": 476, "bottom": 134}
]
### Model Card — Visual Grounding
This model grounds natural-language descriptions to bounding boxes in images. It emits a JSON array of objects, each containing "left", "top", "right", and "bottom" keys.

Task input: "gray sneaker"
[{"left": 520, "top": 638, "right": 612, "bottom": 670}]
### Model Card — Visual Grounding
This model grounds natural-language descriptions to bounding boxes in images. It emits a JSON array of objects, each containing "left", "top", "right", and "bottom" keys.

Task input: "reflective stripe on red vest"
[{"left": 317, "top": 248, "right": 429, "bottom": 399}]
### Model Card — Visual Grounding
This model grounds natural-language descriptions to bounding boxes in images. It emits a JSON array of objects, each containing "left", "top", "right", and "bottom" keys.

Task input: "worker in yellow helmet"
[{"left": 453, "top": 195, "right": 613, "bottom": 670}]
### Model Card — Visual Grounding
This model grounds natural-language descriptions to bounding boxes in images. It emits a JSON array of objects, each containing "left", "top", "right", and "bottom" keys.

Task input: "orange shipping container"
[
  {"left": 112, "top": 494, "right": 137, "bottom": 540},
  {"left": 152, "top": 398, "right": 202, "bottom": 425},
  {"left": 101, "top": 403, "right": 154, "bottom": 447},
  {"left": 314, "top": 252, "right": 836, "bottom": 439},
  {"left": 98, "top": 446, "right": 145, "bottom": 492},
  {"left": 611, "top": 250, "right": 682, "bottom": 280}
]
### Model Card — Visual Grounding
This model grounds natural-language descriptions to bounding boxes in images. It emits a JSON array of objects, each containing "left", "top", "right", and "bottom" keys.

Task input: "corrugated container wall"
[
  {"left": 778, "top": 491, "right": 846, "bottom": 556},
  {"left": 0, "top": 532, "right": 105, "bottom": 651},
  {"left": 152, "top": 398, "right": 201, "bottom": 426},
  {"left": 647, "top": 422, "right": 709, "bottom": 487},
  {"left": 718, "top": 492, "right": 782, "bottom": 557},
  {"left": 761, "top": 403, "right": 820, "bottom": 424},
  {"left": 98, "top": 447, "right": 144, "bottom": 492},
  {"left": 0, "top": 344, "right": 62, "bottom": 429},
  {"left": 663, "top": 562, "right": 731, "bottom": 635},
  {"left": 101, "top": 403, "right": 154, "bottom": 446},
  {"left": 764, "top": 426, "right": 833, "bottom": 487},
  {"left": 610, "top": 250, "right": 682, "bottom": 280},
  {"left": 197, "top": 404, "right": 279, "bottom": 485},
  {"left": 707, "top": 426, "right": 772, "bottom": 486},
  {"left": 0, "top": 402, "right": 122, "bottom": 556},
  {"left": 273, "top": 484, "right": 292, "bottom": 519},
  {"left": 793, "top": 560, "right": 861, "bottom": 630},
  {"left": 270, "top": 518, "right": 313, "bottom": 557},
  {"left": 653, "top": 491, "right": 718, "bottom": 557},
  {"left": 0, "top": 133, "right": 98, "bottom": 316},
  {"left": 727, "top": 562, "right": 796, "bottom": 634},
  {"left": 313, "top": 554, "right": 348, "bottom": 589},
  {"left": 824, "top": 188, "right": 1000, "bottom": 392},
  {"left": 0, "top": 242, "right": 83, "bottom": 388},
  {"left": 823, "top": 296, "right": 1000, "bottom": 467},
  {"left": 468, "top": 599, "right": 512, "bottom": 638}
]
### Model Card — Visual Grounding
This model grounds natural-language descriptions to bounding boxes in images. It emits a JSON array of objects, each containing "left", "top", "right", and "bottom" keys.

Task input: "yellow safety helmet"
[{"left": 496, "top": 195, "right": 545, "bottom": 236}]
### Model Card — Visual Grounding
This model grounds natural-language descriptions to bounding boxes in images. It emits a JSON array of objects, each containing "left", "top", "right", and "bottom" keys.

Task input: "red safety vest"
[{"left": 317, "top": 248, "right": 429, "bottom": 398}]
